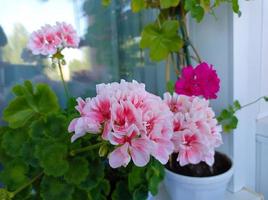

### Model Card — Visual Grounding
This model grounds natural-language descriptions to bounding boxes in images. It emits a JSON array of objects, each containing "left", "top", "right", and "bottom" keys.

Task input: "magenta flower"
[
  {"left": 175, "top": 62, "right": 220, "bottom": 99},
  {"left": 164, "top": 93, "right": 222, "bottom": 166},
  {"left": 68, "top": 80, "right": 174, "bottom": 168},
  {"left": 27, "top": 22, "right": 80, "bottom": 56}
]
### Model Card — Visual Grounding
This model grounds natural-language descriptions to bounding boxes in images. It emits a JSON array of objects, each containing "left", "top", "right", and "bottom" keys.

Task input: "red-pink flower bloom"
[
  {"left": 164, "top": 93, "right": 222, "bottom": 166},
  {"left": 28, "top": 22, "right": 79, "bottom": 56},
  {"left": 68, "top": 80, "right": 174, "bottom": 168},
  {"left": 175, "top": 62, "right": 220, "bottom": 99}
]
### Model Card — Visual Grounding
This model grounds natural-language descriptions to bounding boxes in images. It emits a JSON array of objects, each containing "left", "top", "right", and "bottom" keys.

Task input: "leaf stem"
[
  {"left": 70, "top": 142, "right": 104, "bottom": 156},
  {"left": 188, "top": 39, "right": 202, "bottom": 64},
  {"left": 165, "top": 54, "right": 171, "bottom": 84},
  {"left": 12, "top": 172, "right": 43, "bottom": 197},
  {"left": 239, "top": 96, "right": 266, "bottom": 111},
  {"left": 57, "top": 59, "right": 70, "bottom": 99}
]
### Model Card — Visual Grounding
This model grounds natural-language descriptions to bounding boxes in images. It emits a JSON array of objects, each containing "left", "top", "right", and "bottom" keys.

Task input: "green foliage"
[
  {"left": 217, "top": 100, "right": 241, "bottom": 133},
  {"left": 160, "top": 0, "right": 180, "bottom": 9},
  {"left": 3, "top": 81, "right": 59, "bottom": 128},
  {"left": 102, "top": 0, "right": 111, "bottom": 6},
  {"left": 64, "top": 157, "right": 89, "bottom": 185},
  {"left": 140, "top": 20, "right": 183, "bottom": 61},
  {"left": 131, "top": 0, "right": 147, "bottom": 12},
  {"left": 166, "top": 80, "right": 175, "bottom": 93},
  {"left": 40, "top": 176, "right": 74, "bottom": 200}
]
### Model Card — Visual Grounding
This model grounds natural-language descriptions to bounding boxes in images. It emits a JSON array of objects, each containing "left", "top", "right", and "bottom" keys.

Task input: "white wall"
[{"left": 190, "top": 0, "right": 264, "bottom": 192}]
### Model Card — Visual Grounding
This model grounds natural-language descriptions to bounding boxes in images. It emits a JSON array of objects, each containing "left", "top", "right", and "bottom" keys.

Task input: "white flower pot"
[{"left": 163, "top": 159, "right": 233, "bottom": 200}]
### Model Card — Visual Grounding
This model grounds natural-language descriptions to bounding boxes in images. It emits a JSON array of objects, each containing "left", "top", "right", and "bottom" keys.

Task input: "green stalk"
[
  {"left": 70, "top": 142, "right": 104, "bottom": 156},
  {"left": 12, "top": 172, "right": 43, "bottom": 197},
  {"left": 57, "top": 59, "right": 70, "bottom": 99}
]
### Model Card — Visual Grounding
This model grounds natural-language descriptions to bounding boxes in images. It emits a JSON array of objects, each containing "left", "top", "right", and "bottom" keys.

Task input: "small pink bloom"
[
  {"left": 55, "top": 22, "right": 80, "bottom": 48},
  {"left": 174, "top": 130, "right": 204, "bottom": 166},
  {"left": 175, "top": 62, "right": 220, "bottom": 100},
  {"left": 108, "top": 143, "right": 131, "bottom": 168}
]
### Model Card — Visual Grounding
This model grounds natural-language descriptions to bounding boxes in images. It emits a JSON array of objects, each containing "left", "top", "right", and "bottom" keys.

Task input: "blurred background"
[{"left": 0, "top": 0, "right": 168, "bottom": 115}]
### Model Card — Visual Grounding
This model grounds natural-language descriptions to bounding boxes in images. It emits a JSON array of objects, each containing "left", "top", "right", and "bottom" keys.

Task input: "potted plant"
[{"left": 0, "top": 22, "right": 168, "bottom": 200}]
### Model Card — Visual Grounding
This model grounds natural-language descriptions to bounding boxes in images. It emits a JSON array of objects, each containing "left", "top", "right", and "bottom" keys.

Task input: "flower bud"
[
  {"left": 51, "top": 62, "right": 57, "bottom": 68},
  {"left": 99, "top": 144, "right": 108, "bottom": 157},
  {"left": 61, "top": 59, "right": 66, "bottom": 65}
]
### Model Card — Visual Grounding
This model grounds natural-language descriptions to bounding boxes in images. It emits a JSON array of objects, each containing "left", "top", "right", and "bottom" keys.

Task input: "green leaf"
[
  {"left": 233, "top": 100, "right": 241, "bottom": 111},
  {"left": 131, "top": 0, "right": 146, "bottom": 12},
  {"left": 40, "top": 176, "right": 74, "bottom": 200},
  {"left": 0, "top": 189, "right": 13, "bottom": 200},
  {"left": 35, "top": 143, "right": 69, "bottom": 177},
  {"left": 102, "top": 0, "right": 111, "bottom": 6},
  {"left": 64, "top": 157, "right": 89, "bottom": 185},
  {"left": 3, "top": 97, "right": 35, "bottom": 128},
  {"left": 232, "top": 0, "right": 240, "bottom": 14},
  {"left": 160, "top": 0, "right": 180, "bottom": 9},
  {"left": 200, "top": 0, "right": 211, "bottom": 12},
  {"left": 166, "top": 80, "right": 175, "bottom": 93},
  {"left": 146, "top": 159, "right": 165, "bottom": 195},
  {"left": 133, "top": 186, "right": 148, "bottom": 200},
  {"left": 34, "top": 84, "right": 59, "bottom": 114},
  {"left": 191, "top": 6, "right": 205, "bottom": 22},
  {"left": 112, "top": 181, "right": 132, "bottom": 200},
  {"left": 128, "top": 166, "right": 146, "bottom": 192},
  {"left": 264, "top": 96, "right": 268, "bottom": 102},
  {"left": 140, "top": 20, "right": 183, "bottom": 61},
  {"left": 2, "top": 129, "right": 28, "bottom": 157},
  {"left": 0, "top": 159, "right": 29, "bottom": 191},
  {"left": 20, "top": 140, "right": 39, "bottom": 167},
  {"left": 72, "top": 189, "right": 89, "bottom": 200},
  {"left": 89, "top": 179, "right": 110, "bottom": 200}
]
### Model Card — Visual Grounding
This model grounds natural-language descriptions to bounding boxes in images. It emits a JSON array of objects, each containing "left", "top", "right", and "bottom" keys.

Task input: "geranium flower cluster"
[
  {"left": 27, "top": 22, "right": 79, "bottom": 56},
  {"left": 164, "top": 93, "right": 222, "bottom": 166},
  {"left": 68, "top": 80, "right": 174, "bottom": 168},
  {"left": 175, "top": 62, "right": 220, "bottom": 99}
]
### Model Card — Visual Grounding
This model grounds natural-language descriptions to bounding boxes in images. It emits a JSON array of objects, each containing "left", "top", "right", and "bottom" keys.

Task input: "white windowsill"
[{"left": 150, "top": 184, "right": 264, "bottom": 200}]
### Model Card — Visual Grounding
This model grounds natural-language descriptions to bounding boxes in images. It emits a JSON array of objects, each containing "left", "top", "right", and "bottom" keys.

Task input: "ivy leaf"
[
  {"left": 102, "top": 0, "right": 111, "bottom": 6},
  {"left": 112, "top": 181, "right": 132, "bottom": 200},
  {"left": 140, "top": 20, "right": 183, "bottom": 61},
  {"left": 200, "top": 0, "right": 211, "bottom": 12},
  {"left": 131, "top": 0, "right": 146, "bottom": 12},
  {"left": 64, "top": 157, "right": 89, "bottom": 185},
  {"left": 40, "top": 176, "right": 74, "bottom": 200},
  {"left": 2, "top": 129, "right": 28, "bottom": 157},
  {"left": 232, "top": 0, "right": 240, "bottom": 14},
  {"left": 160, "top": 0, "right": 180, "bottom": 9},
  {"left": 0, "top": 159, "right": 29, "bottom": 191},
  {"left": 35, "top": 143, "right": 69, "bottom": 177},
  {"left": 191, "top": 6, "right": 205, "bottom": 22}
]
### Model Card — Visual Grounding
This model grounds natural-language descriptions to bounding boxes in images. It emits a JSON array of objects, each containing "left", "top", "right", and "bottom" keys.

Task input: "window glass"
[{"left": 0, "top": 0, "right": 166, "bottom": 118}]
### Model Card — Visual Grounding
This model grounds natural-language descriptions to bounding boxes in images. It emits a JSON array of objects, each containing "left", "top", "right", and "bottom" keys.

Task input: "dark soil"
[{"left": 165, "top": 151, "right": 232, "bottom": 177}]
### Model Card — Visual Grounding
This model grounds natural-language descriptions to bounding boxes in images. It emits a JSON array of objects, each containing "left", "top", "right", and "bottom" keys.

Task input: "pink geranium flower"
[
  {"left": 68, "top": 80, "right": 174, "bottom": 168},
  {"left": 175, "top": 62, "right": 220, "bottom": 99},
  {"left": 164, "top": 93, "right": 222, "bottom": 166},
  {"left": 28, "top": 22, "right": 79, "bottom": 56}
]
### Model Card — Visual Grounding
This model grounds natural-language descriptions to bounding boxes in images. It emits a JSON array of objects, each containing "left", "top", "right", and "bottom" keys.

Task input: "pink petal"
[
  {"left": 108, "top": 143, "right": 131, "bottom": 168},
  {"left": 129, "top": 138, "right": 151, "bottom": 167}
]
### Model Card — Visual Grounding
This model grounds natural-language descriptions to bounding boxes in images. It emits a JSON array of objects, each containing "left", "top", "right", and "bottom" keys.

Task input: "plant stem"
[
  {"left": 165, "top": 54, "right": 171, "bottom": 84},
  {"left": 12, "top": 172, "right": 43, "bottom": 197},
  {"left": 70, "top": 142, "right": 103, "bottom": 156},
  {"left": 188, "top": 40, "right": 202, "bottom": 63},
  {"left": 239, "top": 96, "right": 266, "bottom": 111},
  {"left": 57, "top": 59, "right": 70, "bottom": 99}
]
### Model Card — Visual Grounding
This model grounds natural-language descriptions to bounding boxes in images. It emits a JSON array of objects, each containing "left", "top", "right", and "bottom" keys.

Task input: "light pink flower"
[
  {"left": 28, "top": 22, "right": 79, "bottom": 56},
  {"left": 55, "top": 22, "right": 80, "bottom": 48},
  {"left": 164, "top": 92, "right": 222, "bottom": 166},
  {"left": 68, "top": 80, "right": 174, "bottom": 168}
]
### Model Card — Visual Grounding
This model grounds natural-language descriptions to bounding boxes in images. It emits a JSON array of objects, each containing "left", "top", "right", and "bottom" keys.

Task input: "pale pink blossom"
[
  {"left": 28, "top": 22, "right": 79, "bottom": 56},
  {"left": 164, "top": 92, "right": 222, "bottom": 166},
  {"left": 68, "top": 80, "right": 174, "bottom": 168}
]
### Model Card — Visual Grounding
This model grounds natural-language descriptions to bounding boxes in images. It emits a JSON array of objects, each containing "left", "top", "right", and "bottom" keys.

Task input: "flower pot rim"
[{"left": 164, "top": 153, "right": 234, "bottom": 185}]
